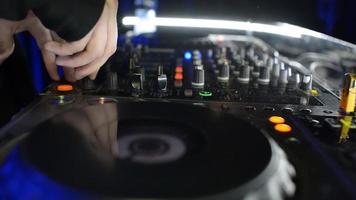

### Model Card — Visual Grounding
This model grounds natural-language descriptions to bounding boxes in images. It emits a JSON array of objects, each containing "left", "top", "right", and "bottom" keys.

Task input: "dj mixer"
[{"left": 1, "top": 28, "right": 356, "bottom": 200}]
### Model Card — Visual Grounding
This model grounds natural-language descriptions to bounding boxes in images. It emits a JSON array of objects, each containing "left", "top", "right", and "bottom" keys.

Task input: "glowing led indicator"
[
  {"left": 184, "top": 51, "right": 192, "bottom": 60},
  {"left": 199, "top": 91, "right": 213, "bottom": 97},
  {"left": 274, "top": 124, "right": 292, "bottom": 134},
  {"left": 175, "top": 73, "right": 183, "bottom": 80},
  {"left": 269, "top": 116, "right": 286, "bottom": 124},
  {"left": 57, "top": 84, "right": 73, "bottom": 92}
]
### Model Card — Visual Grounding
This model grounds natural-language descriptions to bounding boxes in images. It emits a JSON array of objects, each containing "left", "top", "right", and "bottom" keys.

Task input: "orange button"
[
  {"left": 57, "top": 84, "right": 74, "bottom": 92},
  {"left": 176, "top": 66, "right": 184, "bottom": 73},
  {"left": 274, "top": 124, "right": 292, "bottom": 134},
  {"left": 175, "top": 73, "right": 184, "bottom": 80},
  {"left": 269, "top": 116, "right": 286, "bottom": 124}
]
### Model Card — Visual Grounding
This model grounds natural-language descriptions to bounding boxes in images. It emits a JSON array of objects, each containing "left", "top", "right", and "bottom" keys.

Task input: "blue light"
[
  {"left": 29, "top": 37, "right": 44, "bottom": 93},
  {"left": 0, "top": 147, "right": 88, "bottom": 200},
  {"left": 184, "top": 51, "right": 192, "bottom": 60}
]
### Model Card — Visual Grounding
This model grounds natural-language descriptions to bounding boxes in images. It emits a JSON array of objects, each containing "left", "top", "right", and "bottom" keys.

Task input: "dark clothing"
[
  {"left": 0, "top": 0, "right": 105, "bottom": 41},
  {"left": 0, "top": 1, "right": 106, "bottom": 127}
]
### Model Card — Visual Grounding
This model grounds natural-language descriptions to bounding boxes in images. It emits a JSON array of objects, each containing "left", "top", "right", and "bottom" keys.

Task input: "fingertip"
[{"left": 56, "top": 56, "right": 71, "bottom": 67}]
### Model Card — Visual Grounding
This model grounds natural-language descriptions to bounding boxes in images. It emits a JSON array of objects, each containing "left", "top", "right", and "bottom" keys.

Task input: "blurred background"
[
  {"left": 14, "top": 0, "right": 356, "bottom": 92},
  {"left": 120, "top": 0, "right": 356, "bottom": 44}
]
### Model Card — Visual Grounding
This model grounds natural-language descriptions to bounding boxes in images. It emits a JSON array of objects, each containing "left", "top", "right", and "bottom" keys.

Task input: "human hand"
[
  {"left": 45, "top": 0, "right": 119, "bottom": 81},
  {"left": 0, "top": 12, "right": 62, "bottom": 81}
]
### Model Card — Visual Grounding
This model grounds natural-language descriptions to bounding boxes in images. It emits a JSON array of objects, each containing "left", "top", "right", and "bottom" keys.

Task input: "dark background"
[{"left": 120, "top": 0, "right": 356, "bottom": 44}]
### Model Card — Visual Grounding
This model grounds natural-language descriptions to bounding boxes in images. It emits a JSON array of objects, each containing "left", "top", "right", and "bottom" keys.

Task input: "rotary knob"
[
  {"left": 238, "top": 64, "right": 250, "bottom": 84},
  {"left": 105, "top": 72, "right": 118, "bottom": 91},
  {"left": 81, "top": 77, "right": 96, "bottom": 90},
  {"left": 192, "top": 66, "right": 205, "bottom": 89},
  {"left": 258, "top": 66, "right": 270, "bottom": 85},
  {"left": 288, "top": 73, "right": 301, "bottom": 90},
  {"left": 279, "top": 65, "right": 289, "bottom": 85},
  {"left": 272, "top": 60, "right": 281, "bottom": 78},
  {"left": 217, "top": 60, "right": 230, "bottom": 83}
]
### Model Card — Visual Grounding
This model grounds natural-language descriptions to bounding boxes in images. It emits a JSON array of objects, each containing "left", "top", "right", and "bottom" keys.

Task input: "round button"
[
  {"left": 269, "top": 116, "right": 286, "bottom": 124},
  {"left": 57, "top": 84, "right": 74, "bottom": 92},
  {"left": 274, "top": 124, "right": 292, "bottom": 134}
]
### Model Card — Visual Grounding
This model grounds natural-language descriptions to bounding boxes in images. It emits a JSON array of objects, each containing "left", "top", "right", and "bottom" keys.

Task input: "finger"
[
  {"left": 41, "top": 50, "right": 60, "bottom": 81},
  {"left": 44, "top": 29, "right": 93, "bottom": 56},
  {"left": 75, "top": 55, "right": 108, "bottom": 80},
  {"left": 87, "top": 2, "right": 118, "bottom": 81},
  {"left": 55, "top": 33, "right": 107, "bottom": 68},
  {"left": 56, "top": 2, "right": 112, "bottom": 68},
  {"left": 45, "top": 40, "right": 85, "bottom": 57},
  {"left": 55, "top": 6, "right": 109, "bottom": 68},
  {"left": 27, "top": 17, "right": 60, "bottom": 81},
  {"left": 63, "top": 67, "right": 76, "bottom": 83}
]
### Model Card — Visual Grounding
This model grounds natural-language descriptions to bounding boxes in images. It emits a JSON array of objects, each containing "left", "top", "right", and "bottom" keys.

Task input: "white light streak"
[{"left": 123, "top": 16, "right": 302, "bottom": 38}]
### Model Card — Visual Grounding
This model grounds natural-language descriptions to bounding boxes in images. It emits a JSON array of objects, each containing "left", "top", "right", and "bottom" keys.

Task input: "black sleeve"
[{"left": 0, "top": 0, "right": 106, "bottom": 42}]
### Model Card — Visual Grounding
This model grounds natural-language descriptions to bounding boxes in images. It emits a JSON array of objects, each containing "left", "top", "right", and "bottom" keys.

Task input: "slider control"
[
  {"left": 157, "top": 65, "right": 167, "bottom": 91},
  {"left": 340, "top": 73, "right": 356, "bottom": 113},
  {"left": 258, "top": 66, "right": 270, "bottom": 85},
  {"left": 217, "top": 60, "right": 230, "bottom": 83},
  {"left": 192, "top": 67, "right": 205, "bottom": 89}
]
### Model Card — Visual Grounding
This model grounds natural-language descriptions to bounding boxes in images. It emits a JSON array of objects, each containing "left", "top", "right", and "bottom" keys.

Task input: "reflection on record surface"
[{"left": 3, "top": 101, "right": 273, "bottom": 198}]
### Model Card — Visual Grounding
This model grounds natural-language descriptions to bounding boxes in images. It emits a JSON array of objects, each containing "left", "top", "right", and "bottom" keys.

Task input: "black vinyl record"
[{"left": 21, "top": 101, "right": 272, "bottom": 199}]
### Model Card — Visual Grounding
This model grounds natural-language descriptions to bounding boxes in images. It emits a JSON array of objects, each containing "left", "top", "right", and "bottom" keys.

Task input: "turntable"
[
  {"left": 1, "top": 17, "right": 356, "bottom": 200},
  {"left": 0, "top": 101, "right": 295, "bottom": 199}
]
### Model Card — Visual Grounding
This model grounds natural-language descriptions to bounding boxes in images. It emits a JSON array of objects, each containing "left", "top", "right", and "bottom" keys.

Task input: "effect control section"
[{"left": 76, "top": 38, "right": 324, "bottom": 107}]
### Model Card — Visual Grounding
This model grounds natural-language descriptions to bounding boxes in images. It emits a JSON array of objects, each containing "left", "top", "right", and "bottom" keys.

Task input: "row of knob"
[
  {"left": 189, "top": 48, "right": 313, "bottom": 92},
  {"left": 82, "top": 47, "right": 313, "bottom": 94}
]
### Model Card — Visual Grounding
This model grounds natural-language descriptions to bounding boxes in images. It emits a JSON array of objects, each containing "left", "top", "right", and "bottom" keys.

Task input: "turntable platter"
[{"left": 17, "top": 102, "right": 291, "bottom": 199}]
